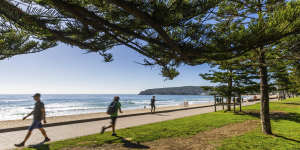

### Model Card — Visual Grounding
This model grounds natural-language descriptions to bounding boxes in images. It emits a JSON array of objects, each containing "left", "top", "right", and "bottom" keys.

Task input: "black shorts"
[{"left": 111, "top": 116, "right": 117, "bottom": 125}]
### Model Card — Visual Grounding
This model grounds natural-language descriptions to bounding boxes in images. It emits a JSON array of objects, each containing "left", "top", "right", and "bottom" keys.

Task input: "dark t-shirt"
[
  {"left": 33, "top": 101, "right": 45, "bottom": 121},
  {"left": 151, "top": 98, "right": 155, "bottom": 105}
]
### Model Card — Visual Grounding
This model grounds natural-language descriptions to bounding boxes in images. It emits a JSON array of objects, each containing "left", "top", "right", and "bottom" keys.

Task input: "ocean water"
[{"left": 0, "top": 94, "right": 213, "bottom": 121}]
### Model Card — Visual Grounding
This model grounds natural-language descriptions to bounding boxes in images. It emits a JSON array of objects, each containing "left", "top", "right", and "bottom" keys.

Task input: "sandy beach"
[{"left": 0, "top": 102, "right": 214, "bottom": 130}]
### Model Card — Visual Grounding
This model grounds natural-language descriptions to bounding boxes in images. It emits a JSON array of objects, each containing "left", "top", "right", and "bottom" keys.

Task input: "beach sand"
[
  {"left": 0, "top": 95, "right": 278, "bottom": 130},
  {"left": 0, "top": 102, "right": 214, "bottom": 130}
]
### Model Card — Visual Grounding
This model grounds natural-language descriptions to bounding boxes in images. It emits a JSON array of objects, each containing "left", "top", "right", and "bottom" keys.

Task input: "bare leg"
[
  {"left": 23, "top": 130, "right": 32, "bottom": 144},
  {"left": 104, "top": 124, "right": 112, "bottom": 129},
  {"left": 104, "top": 123, "right": 115, "bottom": 133},
  {"left": 101, "top": 118, "right": 117, "bottom": 135},
  {"left": 112, "top": 122, "right": 116, "bottom": 134},
  {"left": 15, "top": 130, "right": 32, "bottom": 147},
  {"left": 39, "top": 128, "right": 49, "bottom": 139}
]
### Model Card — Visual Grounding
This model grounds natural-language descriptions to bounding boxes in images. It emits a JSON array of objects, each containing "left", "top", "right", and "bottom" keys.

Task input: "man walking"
[
  {"left": 15, "top": 93, "right": 50, "bottom": 147},
  {"left": 101, "top": 96, "right": 122, "bottom": 136},
  {"left": 151, "top": 96, "right": 156, "bottom": 113}
]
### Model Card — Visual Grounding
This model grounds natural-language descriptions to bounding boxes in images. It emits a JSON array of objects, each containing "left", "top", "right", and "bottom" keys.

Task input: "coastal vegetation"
[
  {"left": 200, "top": 58, "right": 259, "bottom": 111},
  {"left": 138, "top": 86, "right": 210, "bottom": 95},
  {"left": 21, "top": 97, "right": 300, "bottom": 150},
  {"left": 0, "top": 0, "right": 300, "bottom": 135}
]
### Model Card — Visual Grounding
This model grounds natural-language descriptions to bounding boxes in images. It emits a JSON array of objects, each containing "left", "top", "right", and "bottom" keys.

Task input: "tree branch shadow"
[
  {"left": 283, "top": 102, "right": 300, "bottom": 106},
  {"left": 234, "top": 111, "right": 300, "bottom": 123},
  {"left": 234, "top": 111, "right": 300, "bottom": 144},
  {"left": 272, "top": 134, "right": 300, "bottom": 143}
]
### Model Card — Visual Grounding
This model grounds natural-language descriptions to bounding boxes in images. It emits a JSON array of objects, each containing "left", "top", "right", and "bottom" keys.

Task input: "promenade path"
[{"left": 0, "top": 101, "right": 261, "bottom": 150}]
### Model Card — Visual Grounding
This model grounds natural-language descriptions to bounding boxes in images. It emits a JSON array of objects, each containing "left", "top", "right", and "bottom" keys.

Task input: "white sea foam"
[{"left": 0, "top": 94, "right": 213, "bottom": 121}]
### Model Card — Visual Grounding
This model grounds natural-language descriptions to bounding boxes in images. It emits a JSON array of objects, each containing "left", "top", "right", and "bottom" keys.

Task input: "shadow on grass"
[
  {"left": 273, "top": 134, "right": 300, "bottom": 143},
  {"left": 27, "top": 142, "right": 49, "bottom": 150},
  {"left": 234, "top": 111, "right": 300, "bottom": 144},
  {"left": 29, "top": 136, "right": 150, "bottom": 150},
  {"left": 115, "top": 135, "right": 150, "bottom": 149},
  {"left": 283, "top": 102, "right": 300, "bottom": 106},
  {"left": 234, "top": 111, "right": 300, "bottom": 123}
]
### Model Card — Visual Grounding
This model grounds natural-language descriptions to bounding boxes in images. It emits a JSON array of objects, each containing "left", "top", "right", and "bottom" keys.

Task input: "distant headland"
[{"left": 138, "top": 86, "right": 210, "bottom": 95}]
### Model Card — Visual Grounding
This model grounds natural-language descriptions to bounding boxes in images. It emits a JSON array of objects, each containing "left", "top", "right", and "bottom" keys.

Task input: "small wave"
[
  {"left": 0, "top": 99, "right": 29, "bottom": 102},
  {"left": 188, "top": 100, "right": 210, "bottom": 104},
  {"left": 47, "top": 106, "right": 105, "bottom": 112},
  {"left": 0, "top": 94, "right": 214, "bottom": 120}
]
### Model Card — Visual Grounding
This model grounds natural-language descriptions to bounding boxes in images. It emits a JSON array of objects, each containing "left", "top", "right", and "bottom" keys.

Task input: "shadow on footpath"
[{"left": 154, "top": 113, "right": 169, "bottom": 116}]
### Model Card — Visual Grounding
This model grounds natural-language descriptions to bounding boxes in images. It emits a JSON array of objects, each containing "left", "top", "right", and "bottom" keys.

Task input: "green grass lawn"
[
  {"left": 23, "top": 110, "right": 256, "bottom": 150},
  {"left": 218, "top": 97, "right": 300, "bottom": 150},
  {"left": 23, "top": 97, "right": 300, "bottom": 150},
  {"left": 244, "top": 97, "right": 300, "bottom": 113}
]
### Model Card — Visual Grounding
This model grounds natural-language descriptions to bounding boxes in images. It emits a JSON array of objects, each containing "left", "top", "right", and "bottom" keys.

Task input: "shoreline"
[
  {"left": 0, "top": 102, "right": 213, "bottom": 130},
  {"left": 0, "top": 95, "right": 278, "bottom": 130}
]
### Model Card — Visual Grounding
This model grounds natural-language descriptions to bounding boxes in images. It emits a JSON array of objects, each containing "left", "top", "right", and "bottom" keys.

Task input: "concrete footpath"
[{"left": 0, "top": 101, "right": 259, "bottom": 150}]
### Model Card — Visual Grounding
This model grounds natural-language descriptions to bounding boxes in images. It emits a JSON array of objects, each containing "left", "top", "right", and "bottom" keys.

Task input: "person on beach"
[
  {"left": 101, "top": 96, "right": 122, "bottom": 136},
  {"left": 15, "top": 93, "right": 50, "bottom": 147},
  {"left": 151, "top": 96, "right": 156, "bottom": 113}
]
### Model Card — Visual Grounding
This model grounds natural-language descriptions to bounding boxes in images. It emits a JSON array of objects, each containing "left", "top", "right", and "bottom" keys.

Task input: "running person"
[
  {"left": 151, "top": 96, "right": 156, "bottom": 113},
  {"left": 15, "top": 93, "right": 50, "bottom": 147},
  {"left": 101, "top": 96, "right": 122, "bottom": 136}
]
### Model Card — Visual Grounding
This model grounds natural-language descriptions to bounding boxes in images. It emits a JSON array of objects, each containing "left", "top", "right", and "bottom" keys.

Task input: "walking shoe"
[
  {"left": 43, "top": 137, "right": 51, "bottom": 143},
  {"left": 15, "top": 142, "right": 25, "bottom": 147},
  {"left": 112, "top": 133, "right": 117, "bottom": 136}
]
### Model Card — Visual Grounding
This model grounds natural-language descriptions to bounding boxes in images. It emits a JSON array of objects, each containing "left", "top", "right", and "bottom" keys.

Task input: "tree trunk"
[
  {"left": 227, "top": 97, "right": 231, "bottom": 111},
  {"left": 239, "top": 93, "right": 242, "bottom": 112},
  {"left": 222, "top": 97, "right": 225, "bottom": 110},
  {"left": 258, "top": 50, "right": 272, "bottom": 135},
  {"left": 227, "top": 69, "right": 233, "bottom": 111},
  {"left": 233, "top": 97, "right": 236, "bottom": 112},
  {"left": 214, "top": 95, "right": 217, "bottom": 112}
]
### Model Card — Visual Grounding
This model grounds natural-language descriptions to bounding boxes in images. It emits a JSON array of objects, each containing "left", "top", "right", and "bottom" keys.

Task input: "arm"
[
  {"left": 119, "top": 103, "right": 123, "bottom": 113},
  {"left": 42, "top": 108, "right": 47, "bottom": 123},
  {"left": 23, "top": 111, "right": 33, "bottom": 120}
]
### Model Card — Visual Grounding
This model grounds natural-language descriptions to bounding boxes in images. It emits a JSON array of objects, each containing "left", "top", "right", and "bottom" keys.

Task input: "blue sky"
[{"left": 0, "top": 44, "right": 212, "bottom": 94}]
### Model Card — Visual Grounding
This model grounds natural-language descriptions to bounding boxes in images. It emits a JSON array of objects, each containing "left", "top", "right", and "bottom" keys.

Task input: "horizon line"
[{"left": 0, "top": 93, "right": 139, "bottom": 95}]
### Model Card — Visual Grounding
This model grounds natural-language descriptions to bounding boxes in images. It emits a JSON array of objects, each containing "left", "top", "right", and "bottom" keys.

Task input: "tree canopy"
[
  {"left": 0, "top": 0, "right": 300, "bottom": 135},
  {"left": 0, "top": 17, "right": 55, "bottom": 60},
  {"left": 1, "top": 0, "right": 299, "bottom": 78}
]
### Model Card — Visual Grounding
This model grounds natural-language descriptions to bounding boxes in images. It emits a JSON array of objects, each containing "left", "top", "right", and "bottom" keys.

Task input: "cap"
[{"left": 32, "top": 93, "right": 41, "bottom": 97}]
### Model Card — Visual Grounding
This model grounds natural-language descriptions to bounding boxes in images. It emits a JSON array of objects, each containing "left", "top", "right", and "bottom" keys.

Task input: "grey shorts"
[{"left": 28, "top": 120, "right": 43, "bottom": 131}]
